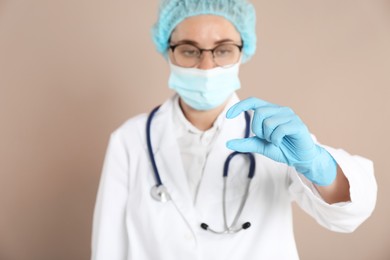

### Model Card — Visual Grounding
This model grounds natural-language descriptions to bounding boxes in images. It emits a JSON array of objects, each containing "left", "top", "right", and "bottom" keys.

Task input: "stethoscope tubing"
[
  {"left": 146, "top": 105, "right": 163, "bottom": 187},
  {"left": 146, "top": 104, "right": 256, "bottom": 233}
]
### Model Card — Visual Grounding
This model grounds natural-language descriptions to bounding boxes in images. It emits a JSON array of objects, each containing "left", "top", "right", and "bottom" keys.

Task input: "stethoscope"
[{"left": 146, "top": 105, "right": 256, "bottom": 234}]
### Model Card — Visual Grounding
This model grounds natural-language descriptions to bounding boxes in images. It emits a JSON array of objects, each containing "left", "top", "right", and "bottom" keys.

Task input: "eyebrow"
[{"left": 170, "top": 38, "right": 241, "bottom": 46}]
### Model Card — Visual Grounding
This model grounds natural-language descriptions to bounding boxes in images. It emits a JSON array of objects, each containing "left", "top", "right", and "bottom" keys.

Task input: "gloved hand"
[{"left": 226, "top": 97, "right": 337, "bottom": 186}]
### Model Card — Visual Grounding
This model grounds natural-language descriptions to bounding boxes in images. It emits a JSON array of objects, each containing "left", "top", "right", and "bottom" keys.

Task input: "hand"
[{"left": 226, "top": 97, "right": 337, "bottom": 186}]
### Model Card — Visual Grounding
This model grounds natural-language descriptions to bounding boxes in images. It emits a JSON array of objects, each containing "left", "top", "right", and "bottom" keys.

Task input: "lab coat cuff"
[
  {"left": 294, "top": 169, "right": 352, "bottom": 208},
  {"left": 320, "top": 144, "right": 374, "bottom": 205}
]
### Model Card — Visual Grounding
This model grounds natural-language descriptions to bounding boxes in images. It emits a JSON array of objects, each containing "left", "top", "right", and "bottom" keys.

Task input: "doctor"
[{"left": 92, "top": 0, "right": 377, "bottom": 259}]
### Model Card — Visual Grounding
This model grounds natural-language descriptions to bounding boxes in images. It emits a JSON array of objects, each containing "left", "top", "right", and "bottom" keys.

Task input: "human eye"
[
  {"left": 214, "top": 44, "right": 235, "bottom": 57},
  {"left": 177, "top": 45, "right": 200, "bottom": 58}
]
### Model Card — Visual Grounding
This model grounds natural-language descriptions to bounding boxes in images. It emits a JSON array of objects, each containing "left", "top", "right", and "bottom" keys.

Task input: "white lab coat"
[{"left": 92, "top": 95, "right": 377, "bottom": 260}]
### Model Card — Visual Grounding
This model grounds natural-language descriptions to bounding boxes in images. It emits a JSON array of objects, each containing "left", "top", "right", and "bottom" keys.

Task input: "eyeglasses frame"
[{"left": 168, "top": 42, "right": 243, "bottom": 67}]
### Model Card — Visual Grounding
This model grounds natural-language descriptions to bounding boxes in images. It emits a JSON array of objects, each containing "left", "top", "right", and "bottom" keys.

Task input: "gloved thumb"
[
  {"left": 227, "top": 137, "right": 288, "bottom": 165},
  {"left": 226, "top": 137, "right": 260, "bottom": 153}
]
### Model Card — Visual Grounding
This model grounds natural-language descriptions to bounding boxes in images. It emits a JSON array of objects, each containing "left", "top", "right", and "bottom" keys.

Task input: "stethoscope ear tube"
[
  {"left": 200, "top": 221, "right": 251, "bottom": 234},
  {"left": 201, "top": 111, "right": 256, "bottom": 234}
]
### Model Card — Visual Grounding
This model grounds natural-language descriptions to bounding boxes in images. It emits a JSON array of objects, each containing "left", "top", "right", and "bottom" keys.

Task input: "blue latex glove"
[{"left": 226, "top": 97, "right": 337, "bottom": 186}]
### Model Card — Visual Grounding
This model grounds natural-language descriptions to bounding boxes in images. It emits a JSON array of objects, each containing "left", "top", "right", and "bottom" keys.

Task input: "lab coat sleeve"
[
  {"left": 92, "top": 131, "right": 129, "bottom": 260},
  {"left": 288, "top": 144, "right": 377, "bottom": 233}
]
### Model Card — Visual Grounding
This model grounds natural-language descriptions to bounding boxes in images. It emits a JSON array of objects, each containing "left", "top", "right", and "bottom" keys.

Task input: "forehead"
[{"left": 170, "top": 15, "right": 241, "bottom": 44}]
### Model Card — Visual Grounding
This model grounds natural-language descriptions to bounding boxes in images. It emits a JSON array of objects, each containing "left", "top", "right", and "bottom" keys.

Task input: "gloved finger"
[
  {"left": 270, "top": 119, "right": 310, "bottom": 147},
  {"left": 226, "top": 97, "right": 277, "bottom": 119},
  {"left": 251, "top": 106, "right": 295, "bottom": 140},
  {"left": 251, "top": 105, "right": 280, "bottom": 139},
  {"left": 226, "top": 137, "right": 288, "bottom": 165},
  {"left": 262, "top": 114, "right": 295, "bottom": 144}
]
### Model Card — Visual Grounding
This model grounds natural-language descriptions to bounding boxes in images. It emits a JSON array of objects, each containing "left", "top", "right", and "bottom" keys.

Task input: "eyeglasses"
[{"left": 169, "top": 43, "right": 243, "bottom": 68}]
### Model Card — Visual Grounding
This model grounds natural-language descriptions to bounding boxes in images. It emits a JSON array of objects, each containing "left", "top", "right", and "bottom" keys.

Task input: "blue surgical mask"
[{"left": 168, "top": 62, "right": 241, "bottom": 111}]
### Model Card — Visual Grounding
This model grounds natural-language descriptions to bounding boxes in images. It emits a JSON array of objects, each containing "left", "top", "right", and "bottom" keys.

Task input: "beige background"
[{"left": 0, "top": 0, "right": 389, "bottom": 259}]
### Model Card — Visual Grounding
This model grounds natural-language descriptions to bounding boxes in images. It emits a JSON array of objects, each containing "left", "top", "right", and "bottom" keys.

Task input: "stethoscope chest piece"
[{"left": 151, "top": 185, "right": 171, "bottom": 203}]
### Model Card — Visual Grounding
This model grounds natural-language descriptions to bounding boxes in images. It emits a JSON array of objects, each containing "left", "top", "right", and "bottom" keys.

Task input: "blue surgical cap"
[{"left": 152, "top": 0, "right": 257, "bottom": 62}]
